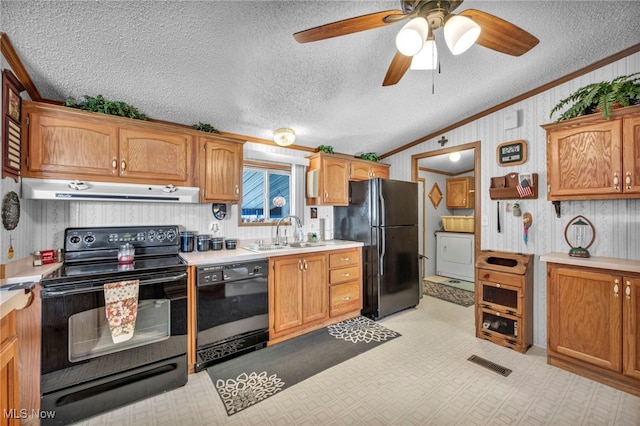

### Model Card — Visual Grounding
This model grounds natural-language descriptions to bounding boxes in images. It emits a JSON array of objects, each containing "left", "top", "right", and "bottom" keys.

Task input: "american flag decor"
[{"left": 516, "top": 178, "right": 533, "bottom": 198}]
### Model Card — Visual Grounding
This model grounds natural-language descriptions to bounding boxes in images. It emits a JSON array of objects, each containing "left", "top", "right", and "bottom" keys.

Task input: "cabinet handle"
[
  {"left": 495, "top": 312, "right": 501, "bottom": 317},
  {"left": 303, "top": 260, "right": 308, "bottom": 270},
  {"left": 495, "top": 284, "right": 501, "bottom": 288},
  {"left": 613, "top": 172, "right": 620, "bottom": 190},
  {"left": 626, "top": 280, "right": 632, "bottom": 300},
  {"left": 121, "top": 160, "right": 126, "bottom": 172},
  {"left": 626, "top": 172, "right": 632, "bottom": 190},
  {"left": 342, "top": 273, "right": 350, "bottom": 277},
  {"left": 614, "top": 279, "right": 619, "bottom": 297},
  {"left": 112, "top": 158, "right": 117, "bottom": 170},
  {"left": 235, "top": 185, "right": 239, "bottom": 195},
  {"left": 298, "top": 260, "right": 303, "bottom": 271},
  {"left": 325, "top": 192, "right": 329, "bottom": 199},
  {"left": 343, "top": 296, "right": 351, "bottom": 301},
  {"left": 341, "top": 257, "right": 350, "bottom": 261}
]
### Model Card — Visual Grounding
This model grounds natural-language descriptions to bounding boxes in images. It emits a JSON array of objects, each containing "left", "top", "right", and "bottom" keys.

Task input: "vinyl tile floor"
[{"left": 74, "top": 296, "right": 640, "bottom": 425}]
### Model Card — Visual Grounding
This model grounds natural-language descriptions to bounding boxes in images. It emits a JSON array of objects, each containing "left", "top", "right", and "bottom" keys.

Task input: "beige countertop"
[
  {"left": 1, "top": 256, "right": 62, "bottom": 319},
  {"left": 540, "top": 252, "right": 640, "bottom": 274},
  {"left": 180, "top": 240, "right": 364, "bottom": 266}
]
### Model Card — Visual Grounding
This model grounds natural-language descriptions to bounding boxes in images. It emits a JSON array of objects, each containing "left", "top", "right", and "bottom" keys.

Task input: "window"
[{"left": 241, "top": 165, "right": 291, "bottom": 223}]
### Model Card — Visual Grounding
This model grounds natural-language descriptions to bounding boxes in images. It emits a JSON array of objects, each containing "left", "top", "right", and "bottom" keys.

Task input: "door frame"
[{"left": 410, "top": 141, "right": 481, "bottom": 277}]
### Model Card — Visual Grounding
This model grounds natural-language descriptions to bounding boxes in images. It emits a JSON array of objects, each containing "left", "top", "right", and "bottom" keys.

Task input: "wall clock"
[{"left": 496, "top": 140, "right": 527, "bottom": 166}]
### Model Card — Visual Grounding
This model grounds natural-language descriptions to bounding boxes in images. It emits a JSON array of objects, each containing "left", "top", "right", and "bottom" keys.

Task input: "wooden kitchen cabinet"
[
  {"left": 22, "top": 101, "right": 194, "bottom": 186},
  {"left": 197, "top": 135, "right": 244, "bottom": 203},
  {"left": 328, "top": 248, "right": 362, "bottom": 317},
  {"left": 269, "top": 253, "right": 328, "bottom": 343},
  {"left": 446, "top": 176, "right": 474, "bottom": 209},
  {"left": 542, "top": 104, "right": 640, "bottom": 200},
  {"left": 1, "top": 311, "right": 19, "bottom": 426},
  {"left": 546, "top": 263, "right": 640, "bottom": 396},
  {"left": 306, "top": 153, "right": 349, "bottom": 206},
  {"left": 349, "top": 160, "right": 390, "bottom": 181}
]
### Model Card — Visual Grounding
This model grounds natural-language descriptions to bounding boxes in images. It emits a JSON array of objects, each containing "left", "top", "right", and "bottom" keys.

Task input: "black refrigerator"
[{"left": 334, "top": 178, "right": 420, "bottom": 320}]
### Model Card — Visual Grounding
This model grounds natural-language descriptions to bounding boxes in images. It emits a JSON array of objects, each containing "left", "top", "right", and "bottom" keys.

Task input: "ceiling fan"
[{"left": 293, "top": 0, "right": 539, "bottom": 86}]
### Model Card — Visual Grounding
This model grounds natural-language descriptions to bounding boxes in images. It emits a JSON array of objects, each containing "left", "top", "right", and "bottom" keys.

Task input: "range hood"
[{"left": 21, "top": 178, "right": 200, "bottom": 203}]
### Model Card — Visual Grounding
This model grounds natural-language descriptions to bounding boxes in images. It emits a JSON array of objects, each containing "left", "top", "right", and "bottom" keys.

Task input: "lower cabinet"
[
  {"left": 547, "top": 263, "right": 640, "bottom": 396},
  {"left": 1, "top": 311, "right": 20, "bottom": 426},
  {"left": 268, "top": 247, "right": 362, "bottom": 344}
]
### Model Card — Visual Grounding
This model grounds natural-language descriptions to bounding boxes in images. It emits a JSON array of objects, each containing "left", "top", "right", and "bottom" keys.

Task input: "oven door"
[{"left": 40, "top": 270, "right": 188, "bottom": 395}]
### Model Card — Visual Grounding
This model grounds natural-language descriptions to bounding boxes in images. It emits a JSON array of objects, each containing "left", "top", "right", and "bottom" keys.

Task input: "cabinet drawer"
[
  {"left": 330, "top": 281, "right": 361, "bottom": 317},
  {"left": 330, "top": 265, "right": 360, "bottom": 284},
  {"left": 329, "top": 250, "right": 359, "bottom": 268},
  {"left": 476, "top": 269, "right": 524, "bottom": 288}
]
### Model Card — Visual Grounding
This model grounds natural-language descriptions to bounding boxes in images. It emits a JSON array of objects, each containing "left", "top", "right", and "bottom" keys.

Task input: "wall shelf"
[{"left": 489, "top": 173, "right": 538, "bottom": 200}]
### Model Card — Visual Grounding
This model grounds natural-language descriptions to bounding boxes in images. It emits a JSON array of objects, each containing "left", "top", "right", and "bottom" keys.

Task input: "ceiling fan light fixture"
[
  {"left": 444, "top": 15, "right": 481, "bottom": 55},
  {"left": 410, "top": 38, "right": 438, "bottom": 70},
  {"left": 395, "top": 17, "right": 428, "bottom": 56},
  {"left": 449, "top": 152, "right": 461, "bottom": 162},
  {"left": 273, "top": 128, "right": 296, "bottom": 146}
]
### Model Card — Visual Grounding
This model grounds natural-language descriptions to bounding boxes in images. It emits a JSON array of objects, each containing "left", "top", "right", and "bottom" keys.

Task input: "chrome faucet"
[{"left": 275, "top": 215, "right": 302, "bottom": 246}]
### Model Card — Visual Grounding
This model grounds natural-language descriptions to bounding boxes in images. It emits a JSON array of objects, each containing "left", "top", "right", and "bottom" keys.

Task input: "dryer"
[{"left": 436, "top": 232, "right": 475, "bottom": 282}]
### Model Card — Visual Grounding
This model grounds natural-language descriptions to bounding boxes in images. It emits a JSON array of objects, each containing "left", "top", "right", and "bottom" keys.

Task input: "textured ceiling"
[{"left": 2, "top": 1, "right": 640, "bottom": 159}]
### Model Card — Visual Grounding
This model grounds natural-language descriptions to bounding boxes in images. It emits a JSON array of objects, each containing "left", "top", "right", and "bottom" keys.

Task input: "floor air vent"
[{"left": 467, "top": 355, "right": 512, "bottom": 377}]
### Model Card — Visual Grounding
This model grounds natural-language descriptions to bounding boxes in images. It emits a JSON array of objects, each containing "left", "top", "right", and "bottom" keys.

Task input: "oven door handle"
[{"left": 41, "top": 272, "right": 187, "bottom": 297}]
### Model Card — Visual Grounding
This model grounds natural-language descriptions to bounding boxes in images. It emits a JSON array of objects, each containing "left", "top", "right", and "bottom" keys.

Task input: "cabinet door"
[
  {"left": 119, "top": 128, "right": 192, "bottom": 185},
  {"left": 623, "top": 276, "right": 640, "bottom": 379},
  {"left": 321, "top": 157, "right": 349, "bottom": 205},
  {"left": 548, "top": 266, "right": 622, "bottom": 372},
  {"left": 371, "top": 164, "right": 389, "bottom": 179},
  {"left": 271, "top": 257, "right": 304, "bottom": 335},
  {"left": 446, "top": 177, "right": 473, "bottom": 208},
  {"left": 26, "top": 111, "right": 119, "bottom": 178},
  {"left": 302, "top": 254, "right": 328, "bottom": 324},
  {"left": 349, "top": 162, "right": 371, "bottom": 181},
  {"left": 547, "top": 120, "right": 623, "bottom": 198},
  {"left": 200, "top": 137, "right": 242, "bottom": 202},
  {"left": 623, "top": 116, "right": 640, "bottom": 194}
]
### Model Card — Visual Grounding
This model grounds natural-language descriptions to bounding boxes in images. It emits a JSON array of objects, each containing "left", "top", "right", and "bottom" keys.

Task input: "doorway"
[{"left": 411, "top": 141, "right": 481, "bottom": 295}]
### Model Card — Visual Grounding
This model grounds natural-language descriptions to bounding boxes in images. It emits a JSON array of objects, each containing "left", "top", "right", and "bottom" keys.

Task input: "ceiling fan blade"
[
  {"left": 459, "top": 9, "right": 539, "bottom": 56},
  {"left": 294, "top": 10, "right": 405, "bottom": 43},
  {"left": 382, "top": 51, "right": 412, "bottom": 86}
]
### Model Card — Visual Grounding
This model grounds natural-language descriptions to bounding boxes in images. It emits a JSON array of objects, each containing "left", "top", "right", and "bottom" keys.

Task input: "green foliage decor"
[
  {"left": 550, "top": 72, "right": 640, "bottom": 121},
  {"left": 64, "top": 95, "right": 147, "bottom": 120},
  {"left": 192, "top": 122, "right": 219, "bottom": 133},
  {"left": 317, "top": 145, "right": 334, "bottom": 154},
  {"left": 357, "top": 152, "right": 380, "bottom": 162}
]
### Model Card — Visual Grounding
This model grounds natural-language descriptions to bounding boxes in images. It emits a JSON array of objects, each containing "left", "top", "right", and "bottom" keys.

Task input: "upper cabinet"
[
  {"left": 306, "top": 153, "right": 390, "bottom": 206},
  {"left": 22, "top": 101, "right": 194, "bottom": 186},
  {"left": 542, "top": 105, "right": 640, "bottom": 201},
  {"left": 446, "top": 176, "right": 475, "bottom": 209},
  {"left": 349, "top": 159, "right": 390, "bottom": 181},
  {"left": 306, "top": 153, "right": 350, "bottom": 206},
  {"left": 197, "top": 135, "right": 244, "bottom": 203}
]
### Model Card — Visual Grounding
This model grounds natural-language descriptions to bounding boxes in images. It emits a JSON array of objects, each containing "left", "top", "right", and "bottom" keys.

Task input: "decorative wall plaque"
[
  {"left": 428, "top": 182, "right": 443, "bottom": 209},
  {"left": 2, "top": 69, "right": 24, "bottom": 182}
]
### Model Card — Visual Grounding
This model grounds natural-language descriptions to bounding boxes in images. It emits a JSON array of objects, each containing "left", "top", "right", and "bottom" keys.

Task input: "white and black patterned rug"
[{"left": 208, "top": 316, "right": 400, "bottom": 416}]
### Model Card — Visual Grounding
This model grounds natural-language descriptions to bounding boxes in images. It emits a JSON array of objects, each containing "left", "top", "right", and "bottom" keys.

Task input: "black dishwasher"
[{"left": 195, "top": 259, "right": 269, "bottom": 371}]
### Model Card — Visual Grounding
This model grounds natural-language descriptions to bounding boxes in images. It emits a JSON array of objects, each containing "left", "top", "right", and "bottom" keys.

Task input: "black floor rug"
[
  {"left": 207, "top": 316, "right": 401, "bottom": 416},
  {"left": 424, "top": 280, "right": 475, "bottom": 307}
]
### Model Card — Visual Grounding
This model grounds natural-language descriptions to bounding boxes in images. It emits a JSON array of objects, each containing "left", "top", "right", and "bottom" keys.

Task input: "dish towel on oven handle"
[{"left": 104, "top": 280, "right": 140, "bottom": 343}]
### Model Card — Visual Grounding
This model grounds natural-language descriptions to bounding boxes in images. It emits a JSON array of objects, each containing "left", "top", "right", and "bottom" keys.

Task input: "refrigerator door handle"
[
  {"left": 379, "top": 192, "right": 386, "bottom": 227},
  {"left": 379, "top": 231, "right": 386, "bottom": 276}
]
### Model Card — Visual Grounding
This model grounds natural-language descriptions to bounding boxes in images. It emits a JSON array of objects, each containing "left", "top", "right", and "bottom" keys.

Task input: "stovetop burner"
[{"left": 41, "top": 225, "right": 186, "bottom": 287}]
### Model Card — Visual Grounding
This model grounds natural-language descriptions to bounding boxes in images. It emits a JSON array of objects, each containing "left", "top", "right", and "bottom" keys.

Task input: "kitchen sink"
[{"left": 242, "top": 241, "right": 327, "bottom": 253}]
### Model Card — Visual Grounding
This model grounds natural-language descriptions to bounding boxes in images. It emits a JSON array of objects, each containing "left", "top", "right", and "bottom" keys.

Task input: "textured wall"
[{"left": 386, "top": 52, "right": 640, "bottom": 348}]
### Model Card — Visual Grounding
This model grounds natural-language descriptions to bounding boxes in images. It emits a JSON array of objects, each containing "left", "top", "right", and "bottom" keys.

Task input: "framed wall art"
[{"left": 2, "top": 69, "right": 24, "bottom": 182}]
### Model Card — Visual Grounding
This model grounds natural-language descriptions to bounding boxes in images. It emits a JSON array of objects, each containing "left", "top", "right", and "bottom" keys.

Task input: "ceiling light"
[
  {"left": 449, "top": 152, "right": 461, "bottom": 162},
  {"left": 273, "top": 128, "right": 296, "bottom": 146},
  {"left": 444, "top": 15, "right": 481, "bottom": 55},
  {"left": 410, "top": 36, "right": 438, "bottom": 70},
  {"left": 395, "top": 17, "right": 428, "bottom": 56}
]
